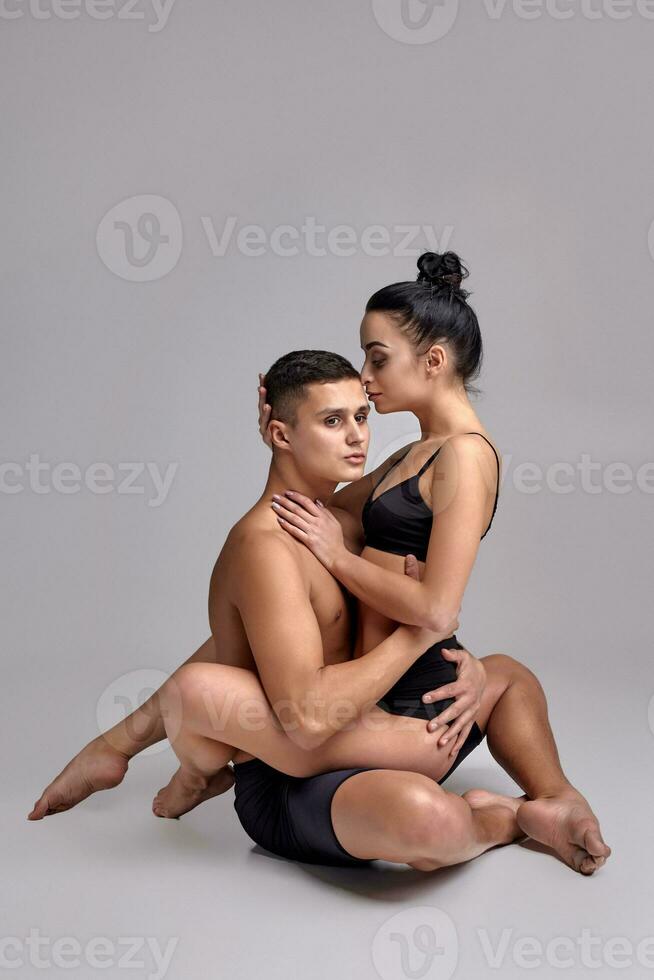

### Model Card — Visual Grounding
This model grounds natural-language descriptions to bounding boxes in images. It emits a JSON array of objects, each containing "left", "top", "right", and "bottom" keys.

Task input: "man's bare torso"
[{"left": 208, "top": 502, "right": 357, "bottom": 763}]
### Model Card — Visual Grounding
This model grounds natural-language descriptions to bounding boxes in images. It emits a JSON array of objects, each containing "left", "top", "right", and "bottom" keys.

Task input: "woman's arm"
[{"left": 273, "top": 434, "right": 496, "bottom": 631}]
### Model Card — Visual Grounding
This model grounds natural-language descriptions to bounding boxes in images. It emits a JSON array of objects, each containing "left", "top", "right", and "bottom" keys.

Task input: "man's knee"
[{"left": 394, "top": 779, "right": 456, "bottom": 854}]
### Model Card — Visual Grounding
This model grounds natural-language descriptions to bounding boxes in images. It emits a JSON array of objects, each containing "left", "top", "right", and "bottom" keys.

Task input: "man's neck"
[{"left": 261, "top": 457, "right": 338, "bottom": 505}]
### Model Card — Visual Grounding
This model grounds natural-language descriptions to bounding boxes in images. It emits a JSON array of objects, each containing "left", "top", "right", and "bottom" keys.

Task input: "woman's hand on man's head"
[{"left": 258, "top": 373, "right": 272, "bottom": 449}]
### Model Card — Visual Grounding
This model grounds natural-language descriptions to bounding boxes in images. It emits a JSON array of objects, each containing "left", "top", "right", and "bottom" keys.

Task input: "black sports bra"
[{"left": 361, "top": 432, "right": 500, "bottom": 562}]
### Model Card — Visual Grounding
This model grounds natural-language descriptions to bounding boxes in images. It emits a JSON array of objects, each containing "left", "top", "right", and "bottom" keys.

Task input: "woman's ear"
[{"left": 425, "top": 344, "right": 447, "bottom": 374}]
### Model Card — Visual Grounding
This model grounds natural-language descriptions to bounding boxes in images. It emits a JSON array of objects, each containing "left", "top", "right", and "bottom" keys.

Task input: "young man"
[{"left": 29, "top": 352, "right": 610, "bottom": 875}]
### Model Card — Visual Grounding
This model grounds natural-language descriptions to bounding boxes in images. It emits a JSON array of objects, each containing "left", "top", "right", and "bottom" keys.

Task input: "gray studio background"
[{"left": 3, "top": 2, "right": 653, "bottom": 978}]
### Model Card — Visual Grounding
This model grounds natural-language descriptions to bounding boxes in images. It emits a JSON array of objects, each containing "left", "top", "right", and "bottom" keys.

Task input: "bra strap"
[
  {"left": 370, "top": 448, "right": 411, "bottom": 495},
  {"left": 415, "top": 432, "right": 501, "bottom": 536},
  {"left": 416, "top": 447, "right": 444, "bottom": 477},
  {"left": 465, "top": 432, "right": 501, "bottom": 537}
]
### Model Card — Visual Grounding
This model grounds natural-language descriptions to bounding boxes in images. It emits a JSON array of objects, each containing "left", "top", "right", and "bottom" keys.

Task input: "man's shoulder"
[{"left": 226, "top": 509, "right": 305, "bottom": 579}]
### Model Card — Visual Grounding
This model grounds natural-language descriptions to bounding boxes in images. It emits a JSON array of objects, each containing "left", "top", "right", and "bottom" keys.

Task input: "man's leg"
[
  {"left": 28, "top": 637, "right": 220, "bottom": 819},
  {"left": 331, "top": 770, "right": 525, "bottom": 869},
  {"left": 467, "top": 654, "right": 611, "bottom": 875}
]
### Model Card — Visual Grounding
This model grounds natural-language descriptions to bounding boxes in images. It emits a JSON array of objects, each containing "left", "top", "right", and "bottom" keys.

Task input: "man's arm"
[{"left": 229, "top": 532, "right": 451, "bottom": 750}]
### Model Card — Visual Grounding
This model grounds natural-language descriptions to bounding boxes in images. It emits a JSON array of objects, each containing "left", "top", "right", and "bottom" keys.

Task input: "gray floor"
[{"left": 8, "top": 682, "right": 650, "bottom": 980}]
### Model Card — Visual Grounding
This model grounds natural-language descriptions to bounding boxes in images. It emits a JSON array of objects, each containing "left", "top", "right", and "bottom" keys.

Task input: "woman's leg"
[
  {"left": 28, "top": 636, "right": 219, "bottom": 819},
  {"left": 153, "top": 652, "right": 610, "bottom": 874},
  {"left": 152, "top": 660, "right": 476, "bottom": 818},
  {"left": 473, "top": 653, "right": 611, "bottom": 874}
]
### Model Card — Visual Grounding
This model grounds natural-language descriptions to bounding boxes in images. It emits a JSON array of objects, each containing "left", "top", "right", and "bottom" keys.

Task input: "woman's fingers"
[
  {"left": 282, "top": 491, "right": 323, "bottom": 518},
  {"left": 257, "top": 376, "right": 272, "bottom": 444},
  {"left": 272, "top": 495, "right": 318, "bottom": 523},
  {"left": 271, "top": 501, "right": 310, "bottom": 532},
  {"left": 259, "top": 405, "right": 271, "bottom": 438},
  {"left": 275, "top": 517, "right": 307, "bottom": 541}
]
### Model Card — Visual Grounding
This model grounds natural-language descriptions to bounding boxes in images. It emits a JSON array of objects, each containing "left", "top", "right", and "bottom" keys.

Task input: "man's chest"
[{"left": 303, "top": 555, "right": 354, "bottom": 663}]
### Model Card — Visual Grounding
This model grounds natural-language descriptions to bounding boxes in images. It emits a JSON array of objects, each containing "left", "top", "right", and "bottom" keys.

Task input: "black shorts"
[{"left": 233, "top": 635, "right": 486, "bottom": 867}]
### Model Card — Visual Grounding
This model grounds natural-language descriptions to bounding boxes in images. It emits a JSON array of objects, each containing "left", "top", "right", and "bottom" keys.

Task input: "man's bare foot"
[
  {"left": 517, "top": 789, "right": 611, "bottom": 875},
  {"left": 27, "top": 737, "right": 130, "bottom": 820},
  {"left": 152, "top": 765, "right": 235, "bottom": 819},
  {"left": 463, "top": 788, "right": 528, "bottom": 847}
]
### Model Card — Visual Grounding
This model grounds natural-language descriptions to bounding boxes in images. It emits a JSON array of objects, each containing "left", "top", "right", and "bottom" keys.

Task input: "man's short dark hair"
[{"left": 264, "top": 350, "right": 361, "bottom": 426}]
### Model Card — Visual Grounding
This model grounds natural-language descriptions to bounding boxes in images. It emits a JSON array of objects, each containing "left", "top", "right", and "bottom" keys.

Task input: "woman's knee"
[
  {"left": 483, "top": 652, "right": 541, "bottom": 688},
  {"left": 167, "top": 662, "right": 219, "bottom": 715},
  {"left": 166, "top": 662, "right": 256, "bottom": 739}
]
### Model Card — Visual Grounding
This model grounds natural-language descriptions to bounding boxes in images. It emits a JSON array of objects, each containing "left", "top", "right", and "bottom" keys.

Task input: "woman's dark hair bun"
[
  {"left": 365, "top": 249, "right": 482, "bottom": 395},
  {"left": 416, "top": 251, "right": 469, "bottom": 296}
]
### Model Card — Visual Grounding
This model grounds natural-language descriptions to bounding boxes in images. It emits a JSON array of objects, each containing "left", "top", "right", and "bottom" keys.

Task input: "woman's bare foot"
[
  {"left": 463, "top": 788, "right": 528, "bottom": 847},
  {"left": 517, "top": 789, "right": 611, "bottom": 875},
  {"left": 152, "top": 765, "right": 235, "bottom": 819},
  {"left": 27, "top": 737, "right": 130, "bottom": 820}
]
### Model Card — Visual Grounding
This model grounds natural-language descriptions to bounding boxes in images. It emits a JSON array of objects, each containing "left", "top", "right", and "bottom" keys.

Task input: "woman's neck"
[{"left": 414, "top": 386, "right": 483, "bottom": 442}]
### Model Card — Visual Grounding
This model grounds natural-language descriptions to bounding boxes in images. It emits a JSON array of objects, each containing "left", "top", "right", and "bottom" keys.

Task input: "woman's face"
[{"left": 360, "top": 311, "right": 427, "bottom": 414}]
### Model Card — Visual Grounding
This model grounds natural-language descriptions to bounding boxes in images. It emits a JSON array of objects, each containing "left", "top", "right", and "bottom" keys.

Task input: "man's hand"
[
  {"left": 258, "top": 373, "right": 272, "bottom": 449},
  {"left": 403, "top": 554, "right": 420, "bottom": 581},
  {"left": 423, "top": 647, "right": 486, "bottom": 757}
]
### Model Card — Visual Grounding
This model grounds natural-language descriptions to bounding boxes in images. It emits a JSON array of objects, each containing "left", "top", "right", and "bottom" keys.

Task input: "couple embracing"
[{"left": 29, "top": 251, "right": 610, "bottom": 875}]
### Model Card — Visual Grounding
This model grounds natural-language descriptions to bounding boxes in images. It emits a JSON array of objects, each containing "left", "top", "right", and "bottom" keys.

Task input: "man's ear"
[{"left": 268, "top": 420, "right": 291, "bottom": 451}]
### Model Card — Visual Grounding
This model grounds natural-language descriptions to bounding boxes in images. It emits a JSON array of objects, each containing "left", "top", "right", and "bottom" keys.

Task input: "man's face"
[{"left": 285, "top": 378, "right": 370, "bottom": 484}]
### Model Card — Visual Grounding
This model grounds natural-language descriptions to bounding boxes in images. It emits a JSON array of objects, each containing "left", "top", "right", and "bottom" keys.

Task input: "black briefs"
[{"left": 233, "top": 759, "right": 373, "bottom": 866}]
